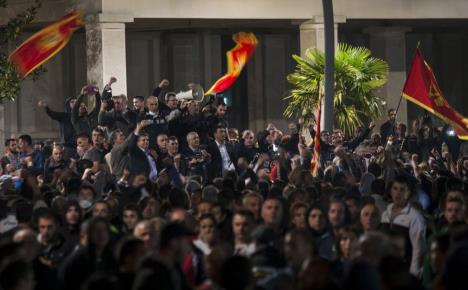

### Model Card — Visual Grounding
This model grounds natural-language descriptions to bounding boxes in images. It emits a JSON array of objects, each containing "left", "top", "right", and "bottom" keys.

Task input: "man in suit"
[
  {"left": 180, "top": 131, "right": 211, "bottom": 182},
  {"left": 207, "top": 125, "right": 236, "bottom": 179},
  {"left": 128, "top": 121, "right": 159, "bottom": 182}
]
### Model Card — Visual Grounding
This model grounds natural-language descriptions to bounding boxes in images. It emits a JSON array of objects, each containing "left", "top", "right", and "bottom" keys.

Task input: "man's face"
[
  {"left": 113, "top": 131, "right": 125, "bottom": 145},
  {"left": 113, "top": 98, "right": 124, "bottom": 112},
  {"left": 308, "top": 208, "right": 326, "bottom": 232},
  {"left": 360, "top": 204, "right": 379, "bottom": 232},
  {"left": 92, "top": 131, "right": 104, "bottom": 146},
  {"left": 215, "top": 128, "right": 226, "bottom": 142},
  {"left": 92, "top": 202, "right": 111, "bottom": 220},
  {"left": 244, "top": 196, "right": 261, "bottom": 220},
  {"left": 123, "top": 210, "right": 139, "bottom": 231},
  {"left": 157, "top": 134, "right": 168, "bottom": 151},
  {"left": 232, "top": 214, "right": 252, "bottom": 243},
  {"left": 18, "top": 139, "right": 28, "bottom": 151},
  {"left": 390, "top": 181, "right": 411, "bottom": 208},
  {"left": 389, "top": 110, "right": 397, "bottom": 122},
  {"left": 79, "top": 102, "right": 87, "bottom": 115},
  {"left": 444, "top": 201, "right": 465, "bottom": 224},
  {"left": 52, "top": 147, "right": 63, "bottom": 161},
  {"left": 38, "top": 218, "right": 57, "bottom": 244},
  {"left": 196, "top": 202, "right": 212, "bottom": 219},
  {"left": 65, "top": 205, "right": 80, "bottom": 225},
  {"left": 133, "top": 98, "right": 144, "bottom": 110},
  {"left": 332, "top": 131, "right": 343, "bottom": 146},
  {"left": 147, "top": 97, "right": 158, "bottom": 113},
  {"left": 133, "top": 223, "right": 155, "bottom": 249},
  {"left": 188, "top": 133, "right": 200, "bottom": 148},
  {"left": 243, "top": 133, "right": 254, "bottom": 147},
  {"left": 167, "top": 95, "right": 177, "bottom": 110},
  {"left": 8, "top": 141, "right": 17, "bottom": 153},
  {"left": 137, "top": 135, "right": 150, "bottom": 150},
  {"left": 261, "top": 199, "right": 283, "bottom": 227},
  {"left": 320, "top": 131, "right": 330, "bottom": 143},
  {"left": 216, "top": 105, "right": 227, "bottom": 117},
  {"left": 328, "top": 202, "right": 345, "bottom": 228},
  {"left": 187, "top": 101, "right": 199, "bottom": 115},
  {"left": 69, "top": 99, "right": 77, "bottom": 109},
  {"left": 293, "top": 206, "right": 307, "bottom": 229},
  {"left": 168, "top": 139, "right": 179, "bottom": 155}
]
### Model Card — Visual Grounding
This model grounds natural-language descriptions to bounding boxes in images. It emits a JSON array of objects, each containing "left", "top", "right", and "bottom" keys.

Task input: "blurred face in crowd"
[
  {"left": 187, "top": 101, "right": 199, "bottom": 115},
  {"left": 199, "top": 217, "right": 216, "bottom": 244},
  {"left": 328, "top": 202, "right": 346, "bottom": 228},
  {"left": 92, "top": 202, "right": 111, "bottom": 221},
  {"left": 197, "top": 202, "right": 212, "bottom": 219},
  {"left": 142, "top": 198, "right": 160, "bottom": 219},
  {"left": 390, "top": 181, "right": 411, "bottom": 209},
  {"left": 123, "top": 209, "right": 139, "bottom": 231},
  {"left": 90, "top": 220, "right": 109, "bottom": 249},
  {"left": 211, "top": 205, "right": 225, "bottom": 224},
  {"left": 388, "top": 109, "right": 397, "bottom": 122},
  {"left": 232, "top": 214, "right": 253, "bottom": 243},
  {"left": 216, "top": 104, "right": 227, "bottom": 117},
  {"left": 243, "top": 195, "right": 262, "bottom": 220},
  {"left": 13, "top": 228, "right": 40, "bottom": 261},
  {"left": 332, "top": 130, "right": 343, "bottom": 146},
  {"left": 92, "top": 130, "right": 104, "bottom": 146},
  {"left": 79, "top": 102, "right": 87, "bottom": 115},
  {"left": 168, "top": 138, "right": 179, "bottom": 155},
  {"left": 320, "top": 131, "right": 330, "bottom": 144},
  {"left": 7, "top": 140, "right": 17, "bottom": 154},
  {"left": 157, "top": 134, "right": 169, "bottom": 151},
  {"left": 77, "top": 137, "right": 91, "bottom": 152},
  {"left": 345, "top": 198, "right": 360, "bottom": 222},
  {"left": 134, "top": 221, "right": 156, "bottom": 249},
  {"left": 38, "top": 217, "right": 57, "bottom": 245},
  {"left": 292, "top": 206, "right": 307, "bottom": 229},
  {"left": 187, "top": 132, "right": 200, "bottom": 149},
  {"left": 360, "top": 204, "right": 380, "bottom": 232},
  {"left": 397, "top": 123, "right": 407, "bottom": 137},
  {"left": 137, "top": 135, "right": 150, "bottom": 150},
  {"left": 243, "top": 132, "right": 255, "bottom": 147},
  {"left": 444, "top": 200, "right": 465, "bottom": 224},
  {"left": 308, "top": 208, "right": 326, "bottom": 232},
  {"left": 52, "top": 146, "right": 63, "bottom": 162},
  {"left": 284, "top": 232, "right": 313, "bottom": 272},
  {"left": 133, "top": 97, "right": 144, "bottom": 111},
  {"left": 371, "top": 133, "right": 381, "bottom": 145},
  {"left": 339, "top": 229, "right": 357, "bottom": 259},
  {"left": 166, "top": 94, "right": 177, "bottom": 110},
  {"left": 113, "top": 130, "right": 125, "bottom": 145},
  {"left": 261, "top": 199, "right": 283, "bottom": 228},
  {"left": 18, "top": 138, "right": 30, "bottom": 152},
  {"left": 113, "top": 96, "right": 124, "bottom": 112},
  {"left": 147, "top": 96, "right": 158, "bottom": 113},
  {"left": 65, "top": 205, "right": 80, "bottom": 226},
  {"left": 78, "top": 188, "right": 95, "bottom": 208},
  {"left": 214, "top": 128, "right": 226, "bottom": 143},
  {"left": 69, "top": 98, "right": 77, "bottom": 109}
]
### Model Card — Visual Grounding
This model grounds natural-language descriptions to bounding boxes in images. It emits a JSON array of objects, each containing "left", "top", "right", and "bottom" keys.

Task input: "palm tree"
[{"left": 284, "top": 43, "right": 388, "bottom": 137}]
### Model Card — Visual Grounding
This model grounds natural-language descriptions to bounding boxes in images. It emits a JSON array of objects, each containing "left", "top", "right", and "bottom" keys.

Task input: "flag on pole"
[
  {"left": 310, "top": 94, "right": 322, "bottom": 177},
  {"left": 402, "top": 49, "right": 468, "bottom": 140},
  {"left": 9, "top": 11, "right": 82, "bottom": 77},
  {"left": 205, "top": 32, "right": 258, "bottom": 95}
]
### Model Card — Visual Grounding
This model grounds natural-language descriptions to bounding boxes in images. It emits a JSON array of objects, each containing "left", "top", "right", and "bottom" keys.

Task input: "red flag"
[
  {"left": 310, "top": 94, "right": 322, "bottom": 177},
  {"left": 205, "top": 32, "right": 258, "bottom": 95},
  {"left": 9, "top": 11, "right": 82, "bottom": 77},
  {"left": 402, "top": 49, "right": 468, "bottom": 140}
]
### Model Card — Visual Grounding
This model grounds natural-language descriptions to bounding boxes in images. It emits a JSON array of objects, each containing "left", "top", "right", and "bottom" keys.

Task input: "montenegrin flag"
[
  {"left": 310, "top": 93, "right": 322, "bottom": 177},
  {"left": 402, "top": 49, "right": 468, "bottom": 140},
  {"left": 9, "top": 11, "right": 82, "bottom": 77},
  {"left": 205, "top": 32, "right": 258, "bottom": 95}
]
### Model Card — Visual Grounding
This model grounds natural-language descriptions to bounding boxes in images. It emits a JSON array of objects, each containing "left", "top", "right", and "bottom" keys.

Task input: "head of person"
[
  {"left": 87, "top": 217, "right": 110, "bottom": 250},
  {"left": 92, "top": 200, "right": 112, "bottom": 221},
  {"left": 232, "top": 210, "right": 254, "bottom": 244},
  {"left": 139, "top": 197, "right": 161, "bottom": 220},
  {"left": 13, "top": 228, "right": 41, "bottom": 260},
  {"left": 241, "top": 130, "right": 255, "bottom": 147},
  {"left": 165, "top": 92, "right": 177, "bottom": 110},
  {"left": 5, "top": 139, "right": 17, "bottom": 154},
  {"left": 159, "top": 222, "right": 193, "bottom": 264},
  {"left": 76, "top": 133, "right": 92, "bottom": 152},
  {"left": 110, "top": 129, "right": 125, "bottom": 146},
  {"left": 167, "top": 136, "right": 179, "bottom": 155},
  {"left": 37, "top": 211, "right": 58, "bottom": 245},
  {"left": 199, "top": 214, "right": 217, "bottom": 245},
  {"left": 18, "top": 135, "right": 33, "bottom": 152},
  {"left": 133, "top": 96, "right": 145, "bottom": 111},
  {"left": 115, "top": 237, "right": 146, "bottom": 273},
  {"left": 50, "top": 145, "right": 64, "bottom": 162},
  {"left": 336, "top": 226, "right": 359, "bottom": 259},
  {"left": 213, "top": 125, "right": 227, "bottom": 143},
  {"left": 187, "top": 100, "right": 199, "bottom": 115},
  {"left": 92, "top": 128, "right": 105, "bottom": 147},
  {"left": 69, "top": 97, "right": 77, "bottom": 109},
  {"left": 306, "top": 204, "right": 328, "bottom": 233},
  {"left": 122, "top": 203, "right": 141, "bottom": 232},
  {"left": 216, "top": 103, "right": 227, "bottom": 117},
  {"left": 387, "top": 108, "right": 397, "bottom": 122},
  {"left": 371, "top": 133, "right": 381, "bottom": 145},
  {"left": 388, "top": 175, "right": 413, "bottom": 209},
  {"left": 261, "top": 197, "right": 284, "bottom": 230},
  {"left": 444, "top": 198, "right": 466, "bottom": 225},
  {"left": 397, "top": 123, "right": 407, "bottom": 137},
  {"left": 320, "top": 130, "right": 330, "bottom": 144},
  {"left": 63, "top": 199, "right": 82, "bottom": 227},
  {"left": 360, "top": 203, "right": 380, "bottom": 232},
  {"left": 211, "top": 203, "right": 227, "bottom": 225},
  {"left": 113, "top": 94, "right": 126, "bottom": 112},
  {"left": 196, "top": 201, "right": 212, "bottom": 219},
  {"left": 290, "top": 202, "right": 308, "bottom": 230},
  {"left": 242, "top": 192, "right": 263, "bottom": 221},
  {"left": 284, "top": 229, "right": 316, "bottom": 272},
  {"left": 328, "top": 198, "right": 347, "bottom": 229},
  {"left": 156, "top": 134, "right": 168, "bottom": 152},
  {"left": 78, "top": 185, "right": 97, "bottom": 211},
  {"left": 137, "top": 132, "right": 150, "bottom": 151},
  {"left": 331, "top": 129, "right": 343, "bottom": 146},
  {"left": 146, "top": 96, "right": 158, "bottom": 113},
  {"left": 187, "top": 132, "right": 200, "bottom": 149},
  {"left": 133, "top": 220, "right": 157, "bottom": 250}
]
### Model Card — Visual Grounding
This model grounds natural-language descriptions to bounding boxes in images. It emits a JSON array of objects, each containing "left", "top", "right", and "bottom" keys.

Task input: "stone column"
[
  {"left": 365, "top": 26, "right": 411, "bottom": 126},
  {"left": 85, "top": 15, "right": 128, "bottom": 95}
]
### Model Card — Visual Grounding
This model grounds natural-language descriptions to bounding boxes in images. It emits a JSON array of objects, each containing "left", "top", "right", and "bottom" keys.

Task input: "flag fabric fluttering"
[
  {"left": 310, "top": 94, "right": 322, "bottom": 177},
  {"left": 204, "top": 32, "right": 258, "bottom": 95},
  {"left": 402, "top": 49, "right": 468, "bottom": 140},
  {"left": 9, "top": 11, "right": 82, "bottom": 77}
]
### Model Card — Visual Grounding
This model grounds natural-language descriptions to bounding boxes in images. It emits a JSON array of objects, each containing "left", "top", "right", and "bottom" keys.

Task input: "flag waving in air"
[
  {"left": 9, "top": 11, "right": 82, "bottom": 77},
  {"left": 402, "top": 49, "right": 468, "bottom": 140},
  {"left": 310, "top": 93, "right": 322, "bottom": 177},
  {"left": 205, "top": 32, "right": 258, "bottom": 95}
]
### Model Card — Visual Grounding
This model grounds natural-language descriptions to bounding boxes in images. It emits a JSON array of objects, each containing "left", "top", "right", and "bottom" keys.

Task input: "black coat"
[
  {"left": 206, "top": 141, "right": 236, "bottom": 179},
  {"left": 71, "top": 93, "right": 101, "bottom": 136},
  {"left": 45, "top": 98, "right": 76, "bottom": 147},
  {"left": 127, "top": 133, "right": 158, "bottom": 176}
]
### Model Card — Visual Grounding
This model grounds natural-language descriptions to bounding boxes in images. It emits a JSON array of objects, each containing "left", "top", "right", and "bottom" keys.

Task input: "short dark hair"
[
  {"left": 37, "top": 210, "right": 58, "bottom": 225},
  {"left": 168, "top": 136, "right": 178, "bottom": 142},
  {"left": 133, "top": 96, "right": 144, "bottom": 102},
  {"left": 388, "top": 108, "right": 396, "bottom": 115},
  {"left": 123, "top": 203, "right": 142, "bottom": 219},
  {"left": 18, "top": 135, "right": 32, "bottom": 146},
  {"left": 213, "top": 124, "right": 225, "bottom": 135},
  {"left": 92, "top": 128, "right": 105, "bottom": 136},
  {"left": 233, "top": 209, "right": 254, "bottom": 221},
  {"left": 5, "top": 138, "right": 15, "bottom": 147},
  {"left": 76, "top": 133, "right": 92, "bottom": 143}
]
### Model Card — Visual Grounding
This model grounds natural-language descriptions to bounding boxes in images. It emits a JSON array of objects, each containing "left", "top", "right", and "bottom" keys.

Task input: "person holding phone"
[{"left": 71, "top": 85, "right": 102, "bottom": 136}]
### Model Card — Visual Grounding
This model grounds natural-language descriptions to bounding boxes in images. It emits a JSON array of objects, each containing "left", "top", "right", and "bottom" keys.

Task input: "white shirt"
[{"left": 215, "top": 140, "right": 235, "bottom": 174}]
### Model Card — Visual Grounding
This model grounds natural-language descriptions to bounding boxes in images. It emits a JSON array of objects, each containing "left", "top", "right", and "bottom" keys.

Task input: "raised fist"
[
  {"left": 159, "top": 79, "right": 170, "bottom": 88},
  {"left": 37, "top": 100, "right": 48, "bottom": 108}
]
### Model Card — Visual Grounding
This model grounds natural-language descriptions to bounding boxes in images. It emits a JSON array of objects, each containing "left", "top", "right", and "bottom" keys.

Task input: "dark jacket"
[
  {"left": 380, "top": 120, "right": 397, "bottom": 143},
  {"left": 138, "top": 110, "right": 170, "bottom": 149},
  {"left": 98, "top": 109, "right": 132, "bottom": 135},
  {"left": 128, "top": 133, "right": 158, "bottom": 176},
  {"left": 206, "top": 140, "right": 237, "bottom": 179},
  {"left": 45, "top": 97, "right": 76, "bottom": 147},
  {"left": 235, "top": 141, "right": 260, "bottom": 163},
  {"left": 71, "top": 93, "right": 101, "bottom": 136}
]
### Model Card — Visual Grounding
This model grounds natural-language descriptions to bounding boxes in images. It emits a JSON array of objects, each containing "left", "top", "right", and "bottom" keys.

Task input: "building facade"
[{"left": 1, "top": 0, "right": 468, "bottom": 149}]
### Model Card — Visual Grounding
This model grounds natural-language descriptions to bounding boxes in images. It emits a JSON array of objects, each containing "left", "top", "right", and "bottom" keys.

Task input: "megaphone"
[{"left": 176, "top": 84, "right": 204, "bottom": 102}]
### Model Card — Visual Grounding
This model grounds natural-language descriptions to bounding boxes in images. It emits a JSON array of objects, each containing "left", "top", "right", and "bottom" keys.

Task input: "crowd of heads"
[{"left": 1, "top": 78, "right": 468, "bottom": 290}]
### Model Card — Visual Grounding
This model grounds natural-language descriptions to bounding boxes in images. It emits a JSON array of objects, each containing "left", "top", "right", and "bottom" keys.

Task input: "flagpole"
[
  {"left": 322, "top": 0, "right": 335, "bottom": 132},
  {"left": 396, "top": 42, "right": 421, "bottom": 117}
]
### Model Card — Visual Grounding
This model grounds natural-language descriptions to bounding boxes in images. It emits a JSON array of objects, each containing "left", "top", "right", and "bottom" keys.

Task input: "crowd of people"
[{"left": 1, "top": 77, "right": 468, "bottom": 290}]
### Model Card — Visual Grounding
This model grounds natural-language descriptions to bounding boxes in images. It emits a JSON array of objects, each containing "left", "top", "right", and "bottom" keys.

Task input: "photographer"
[
  {"left": 71, "top": 85, "right": 102, "bottom": 136},
  {"left": 180, "top": 131, "right": 211, "bottom": 182}
]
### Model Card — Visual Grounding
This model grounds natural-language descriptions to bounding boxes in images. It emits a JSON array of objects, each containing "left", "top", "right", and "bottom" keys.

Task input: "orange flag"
[
  {"left": 310, "top": 94, "right": 322, "bottom": 177},
  {"left": 9, "top": 11, "right": 82, "bottom": 77},
  {"left": 205, "top": 32, "right": 258, "bottom": 95},
  {"left": 402, "top": 49, "right": 468, "bottom": 140}
]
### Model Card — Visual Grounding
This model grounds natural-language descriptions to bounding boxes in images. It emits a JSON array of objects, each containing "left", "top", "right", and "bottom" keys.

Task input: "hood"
[{"left": 64, "top": 96, "right": 76, "bottom": 113}]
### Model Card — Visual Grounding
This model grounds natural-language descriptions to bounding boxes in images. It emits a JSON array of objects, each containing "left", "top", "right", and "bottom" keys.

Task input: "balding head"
[
  {"left": 146, "top": 95, "right": 158, "bottom": 113},
  {"left": 133, "top": 220, "right": 157, "bottom": 250},
  {"left": 187, "top": 132, "right": 200, "bottom": 149}
]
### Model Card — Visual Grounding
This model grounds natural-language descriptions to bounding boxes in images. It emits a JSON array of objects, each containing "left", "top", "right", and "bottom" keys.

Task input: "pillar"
[
  {"left": 85, "top": 15, "right": 128, "bottom": 95},
  {"left": 365, "top": 26, "right": 411, "bottom": 126}
]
